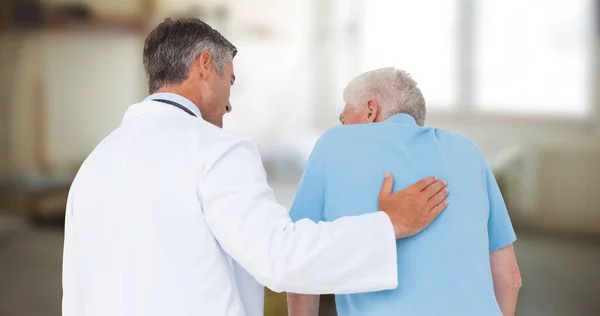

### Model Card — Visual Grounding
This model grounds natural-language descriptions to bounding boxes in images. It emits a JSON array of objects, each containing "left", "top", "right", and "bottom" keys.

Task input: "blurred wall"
[
  {"left": 536, "top": 146, "right": 600, "bottom": 233},
  {"left": 2, "top": 0, "right": 599, "bottom": 234},
  {"left": 3, "top": 0, "right": 313, "bottom": 173},
  {"left": 4, "top": 30, "right": 146, "bottom": 174},
  {"left": 535, "top": 42, "right": 600, "bottom": 234},
  {"left": 424, "top": 41, "right": 600, "bottom": 233},
  {"left": 43, "top": 32, "right": 146, "bottom": 172},
  {"left": 5, "top": 32, "right": 39, "bottom": 173},
  {"left": 0, "top": 33, "right": 19, "bottom": 174}
]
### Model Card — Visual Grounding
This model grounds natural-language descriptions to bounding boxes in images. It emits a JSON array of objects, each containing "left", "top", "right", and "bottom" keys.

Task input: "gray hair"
[
  {"left": 343, "top": 67, "right": 426, "bottom": 126},
  {"left": 143, "top": 18, "right": 237, "bottom": 93}
]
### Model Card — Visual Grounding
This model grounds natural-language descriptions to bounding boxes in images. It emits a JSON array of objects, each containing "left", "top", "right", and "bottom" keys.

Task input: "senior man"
[{"left": 288, "top": 68, "right": 522, "bottom": 316}]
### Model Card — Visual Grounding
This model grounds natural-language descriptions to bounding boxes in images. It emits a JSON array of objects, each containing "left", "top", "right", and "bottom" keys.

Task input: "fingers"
[
  {"left": 409, "top": 176, "right": 438, "bottom": 192},
  {"left": 421, "top": 180, "right": 447, "bottom": 200},
  {"left": 378, "top": 172, "right": 394, "bottom": 200},
  {"left": 426, "top": 187, "right": 449, "bottom": 209},
  {"left": 428, "top": 200, "right": 448, "bottom": 218}
]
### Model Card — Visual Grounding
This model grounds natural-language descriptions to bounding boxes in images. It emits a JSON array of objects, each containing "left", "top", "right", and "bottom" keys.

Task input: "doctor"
[{"left": 62, "top": 18, "right": 449, "bottom": 316}]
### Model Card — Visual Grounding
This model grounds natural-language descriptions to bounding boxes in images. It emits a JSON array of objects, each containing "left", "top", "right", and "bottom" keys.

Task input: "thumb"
[{"left": 378, "top": 172, "right": 394, "bottom": 201}]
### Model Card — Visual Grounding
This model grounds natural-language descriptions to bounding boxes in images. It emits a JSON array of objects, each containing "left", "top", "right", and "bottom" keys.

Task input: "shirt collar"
[
  {"left": 144, "top": 93, "right": 202, "bottom": 118},
  {"left": 385, "top": 113, "right": 418, "bottom": 126}
]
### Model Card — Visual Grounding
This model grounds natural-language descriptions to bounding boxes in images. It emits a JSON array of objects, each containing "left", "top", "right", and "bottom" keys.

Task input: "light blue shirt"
[
  {"left": 144, "top": 93, "right": 202, "bottom": 118},
  {"left": 289, "top": 114, "right": 516, "bottom": 316}
]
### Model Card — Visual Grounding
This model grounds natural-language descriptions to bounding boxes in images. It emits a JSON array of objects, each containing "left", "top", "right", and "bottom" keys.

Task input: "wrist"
[
  {"left": 378, "top": 210, "right": 399, "bottom": 239},
  {"left": 379, "top": 210, "right": 412, "bottom": 239}
]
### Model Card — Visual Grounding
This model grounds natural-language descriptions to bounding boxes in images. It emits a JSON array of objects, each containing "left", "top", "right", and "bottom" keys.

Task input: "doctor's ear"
[
  {"left": 366, "top": 99, "right": 379, "bottom": 123},
  {"left": 196, "top": 52, "right": 214, "bottom": 79}
]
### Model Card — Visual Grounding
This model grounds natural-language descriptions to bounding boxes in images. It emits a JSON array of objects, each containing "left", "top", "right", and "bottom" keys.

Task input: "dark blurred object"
[
  {"left": 0, "top": 0, "right": 11, "bottom": 30},
  {"left": 0, "top": 174, "right": 71, "bottom": 223},
  {"left": 4, "top": 1, "right": 144, "bottom": 33},
  {"left": 11, "top": 0, "right": 44, "bottom": 28},
  {"left": 45, "top": 3, "right": 94, "bottom": 27},
  {"left": 5, "top": 0, "right": 94, "bottom": 29},
  {"left": 320, "top": 295, "right": 338, "bottom": 316},
  {"left": 46, "top": 14, "right": 148, "bottom": 33},
  {"left": 53, "top": 4, "right": 93, "bottom": 20},
  {"left": 46, "top": 4, "right": 146, "bottom": 33}
]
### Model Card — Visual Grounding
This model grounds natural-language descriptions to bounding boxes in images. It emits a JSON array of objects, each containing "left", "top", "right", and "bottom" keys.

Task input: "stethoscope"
[{"left": 152, "top": 99, "right": 197, "bottom": 117}]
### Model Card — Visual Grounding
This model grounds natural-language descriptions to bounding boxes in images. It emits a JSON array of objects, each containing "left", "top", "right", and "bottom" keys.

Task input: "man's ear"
[
  {"left": 196, "top": 51, "right": 213, "bottom": 80},
  {"left": 366, "top": 99, "right": 379, "bottom": 123}
]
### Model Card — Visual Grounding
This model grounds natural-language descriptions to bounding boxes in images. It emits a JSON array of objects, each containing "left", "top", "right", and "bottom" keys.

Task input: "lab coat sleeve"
[
  {"left": 199, "top": 137, "right": 398, "bottom": 294},
  {"left": 62, "top": 192, "right": 84, "bottom": 316}
]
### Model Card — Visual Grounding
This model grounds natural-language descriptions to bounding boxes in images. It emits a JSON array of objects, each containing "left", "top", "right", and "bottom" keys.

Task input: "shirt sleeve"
[
  {"left": 288, "top": 140, "right": 326, "bottom": 223},
  {"left": 484, "top": 159, "right": 517, "bottom": 252},
  {"left": 199, "top": 136, "right": 398, "bottom": 294}
]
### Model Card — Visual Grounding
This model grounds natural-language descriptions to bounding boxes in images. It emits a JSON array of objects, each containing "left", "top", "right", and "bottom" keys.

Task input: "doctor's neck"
[{"left": 154, "top": 83, "right": 204, "bottom": 112}]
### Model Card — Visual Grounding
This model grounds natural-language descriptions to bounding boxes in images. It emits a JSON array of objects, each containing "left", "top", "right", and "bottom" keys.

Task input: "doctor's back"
[
  {"left": 62, "top": 99, "right": 265, "bottom": 315},
  {"left": 289, "top": 114, "right": 516, "bottom": 315}
]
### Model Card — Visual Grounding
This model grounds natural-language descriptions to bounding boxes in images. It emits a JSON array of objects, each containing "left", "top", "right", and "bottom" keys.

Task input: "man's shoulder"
[
  {"left": 430, "top": 127, "right": 482, "bottom": 154},
  {"left": 315, "top": 124, "right": 374, "bottom": 148},
  {"left": 300, "top": 126, "right": 364, "bottom": 168},
  {"left": 429, "top": 126, "right": 470, "bottom": 141}
]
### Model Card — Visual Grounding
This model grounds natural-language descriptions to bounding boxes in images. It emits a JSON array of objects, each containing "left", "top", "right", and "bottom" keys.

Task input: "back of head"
[
  {"left": 143, "top": 18, "right": 237, "bottom": 94},
  {"left": 343, "top": 67, "right": 426, "bottom": 126}
]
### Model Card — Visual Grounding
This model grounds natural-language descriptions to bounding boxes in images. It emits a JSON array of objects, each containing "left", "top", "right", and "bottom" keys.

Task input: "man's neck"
[{"left": 155, "top": 86, "right": 203, "bottom": 111}]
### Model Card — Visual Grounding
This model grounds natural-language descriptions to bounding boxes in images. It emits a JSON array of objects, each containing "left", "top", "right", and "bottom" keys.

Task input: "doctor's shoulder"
[
  {"left": 194, "top": 122, "right": 262, "bottom": 164},
  {"left": 186, "top": 118, "right": 249, "bottom": 148}
]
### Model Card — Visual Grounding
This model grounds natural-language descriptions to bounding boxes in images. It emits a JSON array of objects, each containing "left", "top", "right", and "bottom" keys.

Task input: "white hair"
[{"left": 342, "top": 67, "right": 426, "bottom": 126}]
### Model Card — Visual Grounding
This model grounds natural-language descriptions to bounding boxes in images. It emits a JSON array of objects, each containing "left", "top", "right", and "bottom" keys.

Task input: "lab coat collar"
[
  {"left": 144, "top": 93, "right": 202, "bottom": 118},
  {"left": 123, "top": 93, "right": 203, "bottom": 122}
]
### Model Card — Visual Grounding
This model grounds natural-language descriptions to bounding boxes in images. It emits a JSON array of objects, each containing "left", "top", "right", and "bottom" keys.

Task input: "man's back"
[
  {"left": 290, "top": 114, "right": 516, "bottom": 316},
  {"left": 63, "top": 100, "right": 263, "bottom": 316}
]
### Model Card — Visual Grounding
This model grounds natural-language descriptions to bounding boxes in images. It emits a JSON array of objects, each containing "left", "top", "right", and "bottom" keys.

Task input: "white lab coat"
[{"left": 62, "top": 99, "right": 398, "bottom": 316}]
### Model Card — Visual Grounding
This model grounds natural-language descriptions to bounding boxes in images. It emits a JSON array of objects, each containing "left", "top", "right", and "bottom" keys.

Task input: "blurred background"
[{"left": 0, "top": 0, "right": 598, "bottom": 315}]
